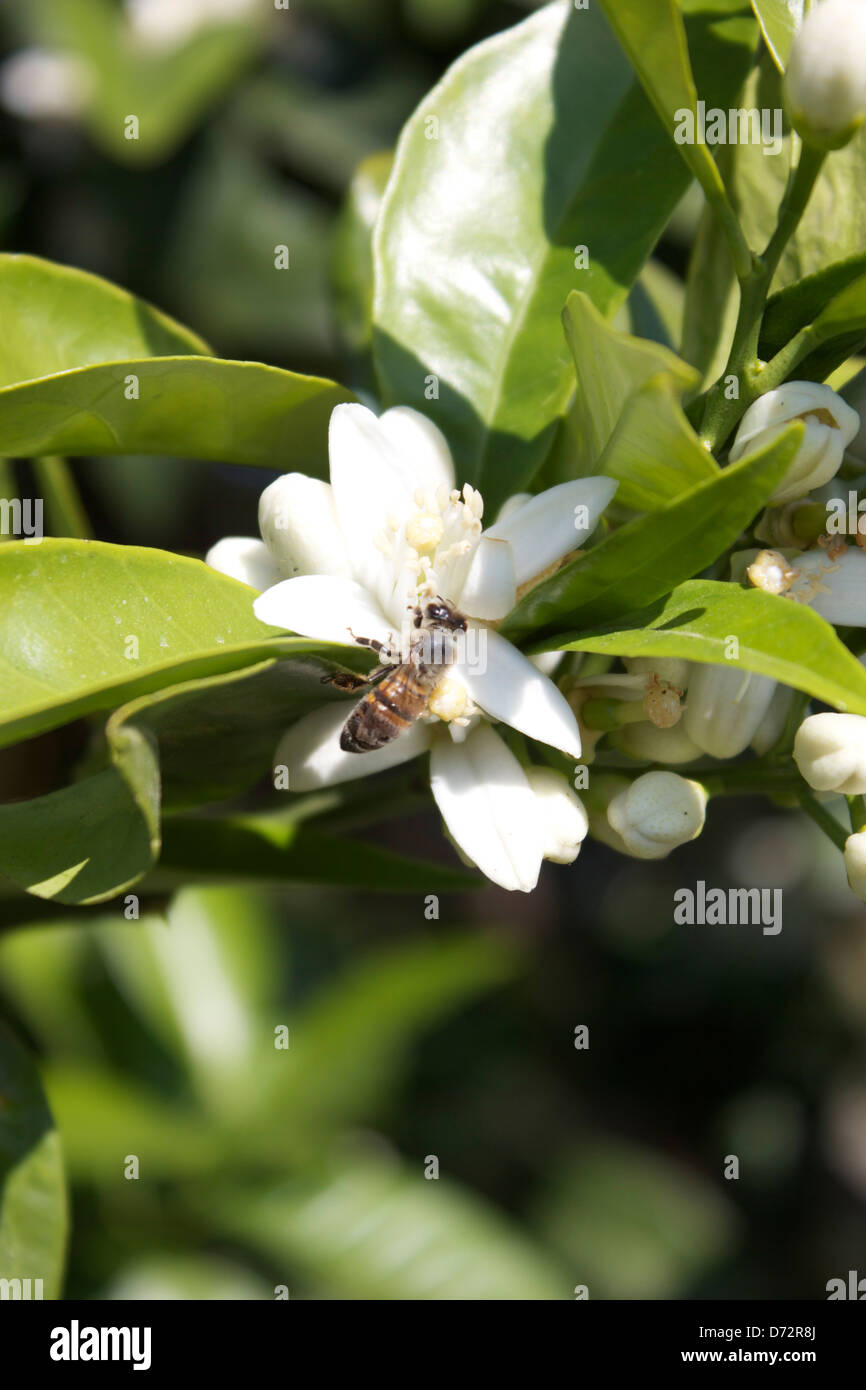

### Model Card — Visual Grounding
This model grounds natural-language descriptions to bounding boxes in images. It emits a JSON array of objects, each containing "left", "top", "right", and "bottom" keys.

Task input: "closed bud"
[
  {"left": 613, "top": 720, "right": 703, "bottom": 766},
  {"left": 844, "top": 830, "right": 866, "bottom": 901},
  {"left": 606, "top": 770, "right": 707, "bottom": 860},
  {"left": 729, "top": 382, "right": 859, "bottom": 504},
  {"left": 793, "top": 711, "right": 866, "bottom": 793},
  {"left": 525, "top": 767, "right": 588, "bottom": 864},
  {"left": 683, "top": 664, "right": 778, "bottom": 759},
  {"left": 784, "top": 0, "right": 866, "bottom": 150}
]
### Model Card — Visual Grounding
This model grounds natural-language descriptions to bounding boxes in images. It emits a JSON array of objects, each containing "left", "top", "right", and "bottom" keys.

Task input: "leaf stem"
[
  {"left": 698, "top": 146, "right": 827, "bottom": 453},
  {"left": 799, "top": 792, "right": 849, "bottom": 851}
]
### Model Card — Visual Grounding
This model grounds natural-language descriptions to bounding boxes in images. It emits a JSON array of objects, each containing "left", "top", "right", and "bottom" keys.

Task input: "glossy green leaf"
[
  {"left": 0, "top": 1022, "right": 68, "bottom": 1299},
  {"left": 0, "top": 254, "right": 207, "bottom": 381},
  {"left": 0, "top": 357, "right": 354, "bottom": 472},
  {"left": 597, "top": 0, "right": 755, "bottom": 214},
  {"left": 563, "top": 290, "right": 699, "bottom": 468},
  {"left": 373, "top": 1, "right": 748, "bottom": 508},
  {"left": 554, "top": 578, "right": 866, "bottom": 715},
  {"left": 0, "top": 540, "right": 324, "bottom": 749},
  {"left": 0, "top": 254, "right": 353, "bottom": 468},
  {"left": 502, "top": 424, "right": 801, "bottom": 640},
  {"left": 750, "top": 0, "right": 804, "bottom": 71},
  {"left": 269, "top": 934, "right": 517, "bottom": 1125},
  {"left": 760, "top": 253, "right": 866, "bottom": 358},
  {"left": 104, "top": 658, "right": 347, "bottom": 813},
  {"left": 0, "top": 727, "right": 160, "bottom": 906},
  {"left": 156, "top": 817, "right": 478, "bottom": 894},
  {"left": 209, "top": 1147, "right": 568, "bottom": 1300},
  {"left": 596, "top": 375, "right": 720, "bottom": 511}
]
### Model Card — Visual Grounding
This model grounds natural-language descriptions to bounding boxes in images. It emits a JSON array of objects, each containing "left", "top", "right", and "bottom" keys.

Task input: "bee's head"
[{"left": 422, "top": 598, "right": 466, "bottom": 632}]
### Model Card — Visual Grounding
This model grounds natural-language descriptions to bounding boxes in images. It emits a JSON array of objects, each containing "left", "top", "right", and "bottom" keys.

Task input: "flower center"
[
  {"left": 427, "top": 675, "right": 469, "bottom": 722},
  {"left": 405, "top": 514, "right": 444, "bottom": 554}
]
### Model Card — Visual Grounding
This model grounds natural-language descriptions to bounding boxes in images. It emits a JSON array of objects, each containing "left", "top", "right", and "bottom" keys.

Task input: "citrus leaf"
[
  {"left": 554, "top": 578, "right": 866, "bottom": 715},
  {"left": 502, "top": 423, "right": 801, "bottom": 640},
  {"left": 0, "top": 539, "right": 327, "bottom": 749},
  {"left": 373, "top": 1, "right": 753, "bottom": 508}
]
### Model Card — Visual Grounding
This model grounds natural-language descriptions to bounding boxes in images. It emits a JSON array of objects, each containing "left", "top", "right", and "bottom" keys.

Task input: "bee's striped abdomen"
[{"left": 340, "top": 664, "right": 431, "bottom": 752}]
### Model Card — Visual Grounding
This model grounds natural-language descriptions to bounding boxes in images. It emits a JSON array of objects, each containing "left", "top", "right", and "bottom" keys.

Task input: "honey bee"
[{"left": 328, "top": 598, "right": 467, "bottom": 753}]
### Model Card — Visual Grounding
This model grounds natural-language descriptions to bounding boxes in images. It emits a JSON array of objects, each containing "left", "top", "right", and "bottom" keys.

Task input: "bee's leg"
[
  {"left": 347, "top": 627, "right": 387, "bottom": 655},
  {"left": 321, "top": 662, "right": 391, "bottom": 690}
]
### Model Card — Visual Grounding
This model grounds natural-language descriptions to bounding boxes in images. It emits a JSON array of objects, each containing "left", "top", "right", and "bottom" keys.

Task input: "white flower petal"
[
  {"left": 253, "top": 575, "right": 393, "bottom": 647},
  {"left": 481, "top": 477, "right": 617, "bottom": 586},
  {"left": 457, "top": 628, "right": 581, "bottom": 757},
  {"left": 328, "top": 403, "right": 454, "bottom": 607},
  {"left": 789, "top": 547, "right": 866, "bottom": 625},
  {"left": 258, "top": 473, "right": 351, "bottom": 579},
  {"left": 376, "top": 406, "right": 456, "bottom": 496},
  {"left": 429, "top": 725, "right": 544, "bottom": 892},
  {"left": 276, "top": 703, "right": 432, "bottom": 791},
  {"left": 525, "top": 767, "right": 588, "bottom": 864},
  {"left": 205, "top": 536, "right": 280, "bottom": 592},
  {"left": 458, "top": 536, "right": 517, "bottom": 619}
]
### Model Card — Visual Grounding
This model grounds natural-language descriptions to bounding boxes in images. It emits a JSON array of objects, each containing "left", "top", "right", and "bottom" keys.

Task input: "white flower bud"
[
  {"left": 606, "top": 770, "right": 707, "bottom": 860},
  {"left": 844, "top": 830, "right": 866, "bottom": 901},
  {"left": 750, "top": 684, "right": 794, "bottom": 756},
  {"left": 784, "top": 0, "right": 866, "bottom": 149},
  {"left": 525, "top": 767, "right": 588, "bottom": 864},
  {"left": 258, "top": 473, "right": 351, "bottom": 579},
  {"left": 729, "top": 383, "right": 859, "bottom": 504},
  {"left": 614, "top": 720, "right": 704, "bottom": 765},
  {"left": 683, "top": 664, "right": 778, "bottom": 759},
  {"left": 623, "top": 656, "right": 691, "bottom": 690},
  {"left": 793, "top": 711, "right": 866, "bottom": 793}
]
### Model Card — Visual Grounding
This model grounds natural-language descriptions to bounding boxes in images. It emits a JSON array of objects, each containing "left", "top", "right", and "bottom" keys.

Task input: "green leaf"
[
  {"left": 770, "top": 271, "right": 866, "bottom": 383},
  {"left": 0, "top": 254, "right": 208, "bottom": 380},
  {"left": 502, "top": 424, "right": 801, "bottom": 640},
  {"left": 0, "top": 357, "right": 354, "bottom": 472},
  {"left": 759, "top": 253, "right": 866, "bottom": 358},
  {"left": 0, "top": 540, "right": 324, "bottom": 749},
  {"left": 104, "top": 658, "right": 348, "bottom": 813},
  {"left": 270, "top": 935, "right": 518, "bottom": 1125},
  {"left": 372, "top": 1, "right": 752, "bottom": 508},
  {"left": 596, "top": 375, "right": 720, "bottom": 511},
  {"left": 0, "top": 1022, "right": 68, "bottom": 1299},
  {"left": 597, "top": 0, "right": 755, "bottom": 221},
  {"left": 156, "top": 817, "right": 478, "bottom": 895},
  {"left": 555, "top": 578, "right": 866, "bottom": 715},
  {"left": 562, "top": 290, "right": 699, "bottom": 468},
  {"left": 749, "top": 0, "right": 804, "bottom": 71},
  {"left": 0, "top": 728, "right": 160, "bottom": 906},
  {"left": 0, "top": 254, "right": 353, "bottom": 468},
  {"left": 208, "top": 1147, "right": 568, "bottom": 1300}
]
